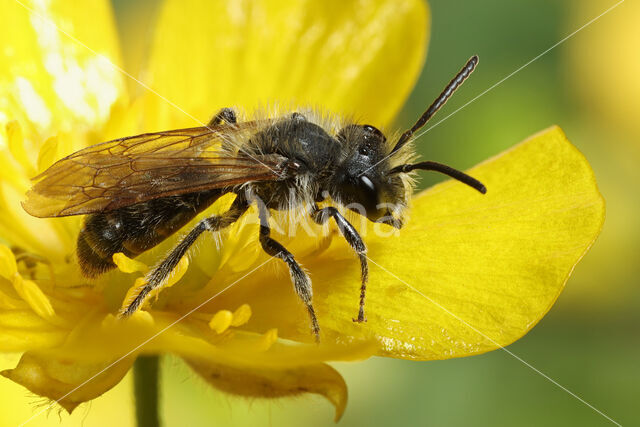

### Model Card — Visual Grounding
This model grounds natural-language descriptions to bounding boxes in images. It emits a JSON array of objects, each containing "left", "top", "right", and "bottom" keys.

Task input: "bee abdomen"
[
  {"left": 76, "top": 190, "right": 224, "bottom": 277},
  {"left": 77, "top": 215, "right": 134, "bottom": 277}
]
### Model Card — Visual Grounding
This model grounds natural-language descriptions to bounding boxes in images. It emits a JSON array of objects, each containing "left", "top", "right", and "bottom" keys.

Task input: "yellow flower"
[{"left": 0, "top": 0, "right": 604, "bottom": 423}]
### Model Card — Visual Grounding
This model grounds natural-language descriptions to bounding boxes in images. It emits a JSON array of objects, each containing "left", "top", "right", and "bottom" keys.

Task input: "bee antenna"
[
  {"left": 389, "top": 55, "right": 479, "bottom": 156},
  {"left": 390, "top": 161, "right": 486, "bottom": 194}
]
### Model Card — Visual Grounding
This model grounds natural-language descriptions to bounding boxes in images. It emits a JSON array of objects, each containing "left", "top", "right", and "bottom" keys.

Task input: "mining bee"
[{"left": 23, "top": 56, "right": 485, "bottom": 340}]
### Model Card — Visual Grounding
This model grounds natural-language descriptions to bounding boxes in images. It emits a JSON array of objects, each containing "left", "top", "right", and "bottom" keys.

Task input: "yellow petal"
[
  {"left": 228, "top": 126, "right": 604, "bottom": 358},
  {"left": 1, "top": 351, "right": 134, "bottom": 413},
  {"left": 0, "top": 120, "right": 78, "bottom": 257},
  {"left": 0, "top": 180, "right": 68, "bottom": 258},
  {"left": 186, "top": 358, "right": 348, "bottom": 422},
  {"left": 46, "top": 307, "right": 375, "bottom": 368},
  {"left": 144, "top": 0, "right": 428, "bottom": 130},
  {"left": 1, "top": 308, "right": 372, "bottom": 418},
  {"left": 0, "top": 0, "right": 126, "bottom": 142},
  {"left": 0, "top": 307, "right": 67, "bottom": 351}
]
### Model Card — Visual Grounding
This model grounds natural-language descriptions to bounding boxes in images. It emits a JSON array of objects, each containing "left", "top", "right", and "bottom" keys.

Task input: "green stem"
[{"left": 133, "top": 355, "right": 161, "bottom": 427}]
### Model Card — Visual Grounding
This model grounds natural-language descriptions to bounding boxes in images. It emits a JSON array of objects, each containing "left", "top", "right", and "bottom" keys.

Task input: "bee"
[{"left": 23, "top": 56, "right": 485, "bottom": 340}]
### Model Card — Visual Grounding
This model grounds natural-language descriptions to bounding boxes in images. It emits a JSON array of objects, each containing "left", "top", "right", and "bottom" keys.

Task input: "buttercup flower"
[{"left": 0, "top": 0, "right": 604, "bottom": 423}]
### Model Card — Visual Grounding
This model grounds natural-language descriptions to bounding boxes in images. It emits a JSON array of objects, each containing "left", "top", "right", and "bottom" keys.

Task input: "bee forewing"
[{"left": 23, "top": 122, "right": 284, "bottom": 217}]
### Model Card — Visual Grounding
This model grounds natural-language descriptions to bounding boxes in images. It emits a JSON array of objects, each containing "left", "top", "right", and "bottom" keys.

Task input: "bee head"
[{"left": 330, "top": 124, "right": 406, "bottom": 227}]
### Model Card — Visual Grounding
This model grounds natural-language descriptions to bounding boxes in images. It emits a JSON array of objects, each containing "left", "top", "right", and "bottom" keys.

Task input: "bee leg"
[
  {"left": 256, "top": 202, "right": 320, "bottom": 342},
  {"left": 207, "top": 107, "right": 237, "bottom": 127},
  {"left": 312, "top": 205, "right": 368, "bottom": 323},
  {"left": 120, "top": 198, "right": 248, "bottom": 317}
]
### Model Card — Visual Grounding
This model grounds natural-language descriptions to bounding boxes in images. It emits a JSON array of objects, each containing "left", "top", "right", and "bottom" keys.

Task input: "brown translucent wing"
[{"left": 23, "top": 122, "right": 285, "bottom": 217}]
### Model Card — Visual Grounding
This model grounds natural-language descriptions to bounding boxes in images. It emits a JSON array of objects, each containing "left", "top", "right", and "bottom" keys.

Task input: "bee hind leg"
[
  {"left": 119, "top": 197, "right": 248, "bottom": 317},
  {"left": 312, "top": 205, "right": 368, "bottom": 323},
  {"left": 207, "top": 107, "right": 237, "bottom": 127},
  {"left": 256, "top": 201, "right": 320, "bottom": 342}
]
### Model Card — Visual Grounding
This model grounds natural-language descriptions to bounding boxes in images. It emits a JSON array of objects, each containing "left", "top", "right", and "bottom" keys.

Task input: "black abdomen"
[{"left": 77, "top": 190, "right": 224, "bottom": 277}]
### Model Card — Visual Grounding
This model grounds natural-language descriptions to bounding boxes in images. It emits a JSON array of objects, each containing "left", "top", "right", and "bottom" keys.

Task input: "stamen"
[
  {"left": 0, "top": 244, "right": 18, "bottom": 278},
  {"left": 113, "top": 253, "right": 149, "bottom": 274},
  {"left": 256, "top": 328, "right": 278, "bottom": 351},
  {"left": 119, "top": 257, "right": 190, "bottom": 314},
  {"left": 6, "top": 121, "right": 35, "bottom": 174},
  {"left": 36, "top": 136, "right": 60, "bottom": 173},
  {"left": 230, "top": 304, "right": 252, "bottom": 327},
  {"left": 209, "top": 310, "right": 233, "bottom": 333},
  {"left": 12, "top": 274, "right": 56, "bottom": 320},
  {"left": 163, "top": 256, "right": 190, "bottom": 288},
  {"left": 121, "top": 277, "right": 148, "bottom": 312}
]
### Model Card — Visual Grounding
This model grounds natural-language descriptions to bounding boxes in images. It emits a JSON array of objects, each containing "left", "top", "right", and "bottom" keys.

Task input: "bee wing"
[{"left": 23, "top": 122, "right": 286, "bottom": 217}]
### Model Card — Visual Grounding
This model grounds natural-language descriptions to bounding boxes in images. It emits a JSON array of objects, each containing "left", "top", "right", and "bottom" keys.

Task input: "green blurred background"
[{"left": 5, "top": 0, "right": 638, "bottom": 426}]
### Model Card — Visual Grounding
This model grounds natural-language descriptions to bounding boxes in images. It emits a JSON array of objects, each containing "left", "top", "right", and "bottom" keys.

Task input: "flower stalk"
[{"left": 134, "top": 355, "right": 161, "bottom": 427}]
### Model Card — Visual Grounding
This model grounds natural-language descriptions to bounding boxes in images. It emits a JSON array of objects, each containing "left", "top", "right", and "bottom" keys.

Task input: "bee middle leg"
[
  {"left": 207, "top": 107, "right": 237, "bottom": 127},
  {"left": 256, "top": 201, "right": 320, "bottom": 341},
  {"left": 312, "top": 205, "right": 368, "bottom": 323},
  {"left": 120, "top": 197, "right": 249, "bottom": 316}
]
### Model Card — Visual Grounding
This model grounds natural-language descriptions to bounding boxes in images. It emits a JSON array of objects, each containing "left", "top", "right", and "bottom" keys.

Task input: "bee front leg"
[
  {"left": 207, "top": 107, "right": 237, "bottom": 127},
  {"left": 256, "top": 202, "right": 320, "bottom": 342},
  {"left": 120, "top": 197, "right": 248, "bottom": 317},
  {"left": 312, "top": 205, "right": 368, "bottom": 323}
]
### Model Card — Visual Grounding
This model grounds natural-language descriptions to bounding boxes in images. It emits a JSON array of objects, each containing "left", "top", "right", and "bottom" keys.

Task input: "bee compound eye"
[
  {"left": 362, "top": 125, "right": 385, "bottom": 140},
  {"left": 360, "top": 175, "right": 376, "bottom": 192},
  {"left": 357, "top": 175, "right": 379, "bottom": 215}
]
